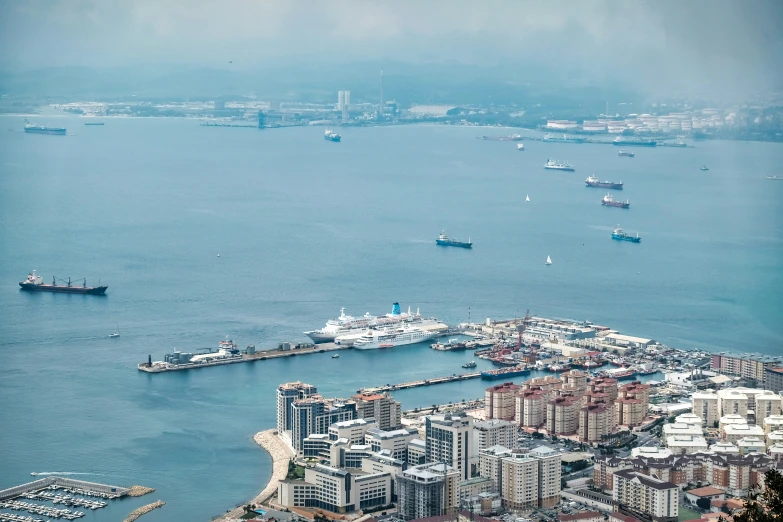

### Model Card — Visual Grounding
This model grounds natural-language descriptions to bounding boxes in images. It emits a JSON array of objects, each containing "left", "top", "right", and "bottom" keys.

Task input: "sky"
[{"left": 1, "top": 0, "right": 782, "bottom": 98}]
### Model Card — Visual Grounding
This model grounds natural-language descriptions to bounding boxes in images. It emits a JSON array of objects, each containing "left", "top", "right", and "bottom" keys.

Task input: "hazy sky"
[{"left": 1, "top": 0, "right": 781, "bottom": 96}]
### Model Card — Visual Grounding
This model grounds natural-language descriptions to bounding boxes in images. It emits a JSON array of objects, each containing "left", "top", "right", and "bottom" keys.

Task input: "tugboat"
[
  {"left": 544, "top": 158, "right": 575, "bottom": 171},
  {"left": 436, "top": 231, "right": 472, "bottom": 249},
  {"left": 700, "top": 165, "right": 709, "bottom": 171},
  {"left": 602, "top": 194, "right": 630, "bottom": 209},
  {"left": 611, "top": 226, "right": 641, "bottom": 243},
  {"left": 324, "top": 129, "right": 341, "bottom": 142},
  {"left": 618, "top": 150, "right": 635, "bottom": 157},
  {"left": 462, "top": 361, "right": 477, "bottom": 369},
  {"left": 517, "top": 143, "right": 525, "bottom": 151},
  {"left": 19, "top": 270, "right": 108, "bottom": 295},
  {"left": 585, "top": 176, "right": 623, "bottom": 190}
]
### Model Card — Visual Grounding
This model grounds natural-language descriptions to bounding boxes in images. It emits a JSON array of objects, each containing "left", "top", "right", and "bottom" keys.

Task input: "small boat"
[
  {"left": 332, "top": 353, "right": 340, "bottom": 359},
  {"left": 324, "top": 129, "right": 341, "bottom": 142},
  {"left": 109, "top": 325, "right": 120, "bottom": 338},
  {"left": 517, "top": 143, "right": 525, "bottom": 151},
  {"left": 545, "top": 255, "right": 552, "bottom": 266},
  {"left": 766, "top": 175, "right": 783, "bottom": 180},
  {"left": 525, "top": 194, "right": 530, "bottom": 202},
  {"left": 701, "top": 165, "right": 709, "bottom": 171},
  {"left": 462, "top": 361, "right": 477, "bottom": 368},
  {"left": 618, "top": 149, "right": 635, "bottom": 157}
]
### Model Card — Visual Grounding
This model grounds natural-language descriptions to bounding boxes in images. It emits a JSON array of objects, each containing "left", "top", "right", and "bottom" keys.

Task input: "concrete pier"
[
  {"left": 358, "top": 371, "right": 482, "bottom": 393},
  {"left": 0, "top": 476, "right": 130, "bottom": 501}
]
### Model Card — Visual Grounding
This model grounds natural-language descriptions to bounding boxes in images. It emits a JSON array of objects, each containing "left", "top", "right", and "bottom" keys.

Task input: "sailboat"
[
  {"left": 526, "top": 194, "right": 530, "bottom": 202},
  {"left": 545, "top": 255, "right": 552, "bottom": 266},
  {"left": 109, "top": 325, "right": 120, "bottom": 338}
]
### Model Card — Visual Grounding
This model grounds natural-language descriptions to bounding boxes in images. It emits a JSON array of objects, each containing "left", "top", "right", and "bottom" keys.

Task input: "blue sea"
[{"left": 0, "top": 115, "right": 781, "bottom": 520}]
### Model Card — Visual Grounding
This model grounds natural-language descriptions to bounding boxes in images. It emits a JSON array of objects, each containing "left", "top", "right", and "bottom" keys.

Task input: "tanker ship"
[{"left": 585, "top": 176, "right": 623, "bottom": 190}]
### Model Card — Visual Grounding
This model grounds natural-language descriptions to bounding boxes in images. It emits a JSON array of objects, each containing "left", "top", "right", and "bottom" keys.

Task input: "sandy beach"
[{"left": 214, "top": 429, "right": 293, "bottom": 522}]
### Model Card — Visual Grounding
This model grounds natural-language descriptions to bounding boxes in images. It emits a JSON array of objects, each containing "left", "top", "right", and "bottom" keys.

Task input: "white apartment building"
[
  {"left": 529, "top": 445, "right": 562, "bottom": 508},
  {"left": 723, "top": 423, "right": 765, "bottom": 444},
  {"left": 278, "top": 464, "right": 391, "bottom": 514},
  {"left": 426, "top": 413, "right": 473, "bottom": 481},
  {"left": 329, "top": 418, "right": 377, "bottom": 444},
  {"left": 478, "top": 445, "right": 512, "bottom": 491},
  {"left": 665, "top": 435, "right": 709, "bottom": 454},
  {"left": 662, "top": 423, "right": 703, "bottom": 438},
  {"left": 408, "top": 438, "right": 426, "bottom": 465},
  {"left": 691, "top": 392, "right": 719, "bottom": 427},
  {"left": 613, "top": 469, "right": 679, "bottom": 522},
  {"left": 365, "top": 427, "right": 419, "bottom": 461},
  {"left": 763, "top": 415, "right": 783, "bottom": 433},
  {"left": 473, "top": 419, "right": 516, "bottom": 454}
]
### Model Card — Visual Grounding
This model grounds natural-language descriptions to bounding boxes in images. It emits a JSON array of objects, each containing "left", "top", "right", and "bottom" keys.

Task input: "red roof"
[
  {"left": 686, "top": 486, "right": 724, "bottom": 497},
  {"left": 561, "top": 511, "right": 601, "bottom": 521}
]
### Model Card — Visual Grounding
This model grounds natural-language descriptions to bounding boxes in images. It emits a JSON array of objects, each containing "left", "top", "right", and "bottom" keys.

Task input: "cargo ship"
[
  {"left": 481, "top": 366, "right": 530, "bottom": 380},
  {"left": 19, "top": 270, "right": 107, "bottom": 295},
  {"left": 436, "top": 231, "right": 472, "bottom": 249},
  {"left": 544, "top": 158, "right": 575, "bottom": 172},
  {"left": 586, "top": 176, "right": 623, "bottom": 190},
  {"left": 607, "top": 368, "right": 637, "bottom": 380},
  {"left": 617, "top": 150, "right": 635, "bottom": 157},
  {"left": 480, "top": 134, "right": 523, "bottom": 141},
  {"left": 602, "top": 194, "right": 630, "bottom": 209},
  {"left": 24, "top": 124, "right": 66, "bottom": 135},
  {"left": 613, "top": 136, "right": 656, "bottom": 147},
  {"left": 84, "top": 122, "right": 105, "bottom": 126},
  {"left": 324, "top": 129, "right": 341, "bottom": 142},
  {"left": 612, "top": 226, "right": 641, "bottom": 243},
  {"left": 543, "top": 133, "right": 586, "bottom": 144}
]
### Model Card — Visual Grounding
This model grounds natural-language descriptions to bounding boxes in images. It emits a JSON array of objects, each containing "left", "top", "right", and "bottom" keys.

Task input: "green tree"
[
  {"left": 696, "top": 497, "right": 712, "bottom": 510},
  {"left": 726, "top": 469, "right": 783, "bottom": 522}
]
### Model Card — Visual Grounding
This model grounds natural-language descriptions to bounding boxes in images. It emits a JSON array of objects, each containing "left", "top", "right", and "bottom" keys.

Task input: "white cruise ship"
[
  {"left": 334, "top": 317, "right": 443, "bottom": 346},
  {"left": 353, "top": 326, "right": 437, "bottom": 350},
  {"left": 305, "top": 302, "right": 423, "bottom": 343}
]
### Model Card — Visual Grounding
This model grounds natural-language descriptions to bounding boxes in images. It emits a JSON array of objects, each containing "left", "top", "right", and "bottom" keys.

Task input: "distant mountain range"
[{"left": 0, "top": 61, "right": 640, "bottom": 108}]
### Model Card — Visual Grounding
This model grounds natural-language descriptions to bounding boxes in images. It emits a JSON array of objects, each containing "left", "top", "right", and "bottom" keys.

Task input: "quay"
[
  {"left": 138, "top": 342, "right": 349, "bottom": 373},
  {"left": 523, "top": 136, "right": 694, "bottom": 147},
  {"left": 358, "top": 371, "right": 481, "bottom": 394},
  {"left": 200, "top": 122, "right": 256, "bottom": 128},
  {"left": 138, "top": 328, "right": 458, "bottom": 374},
  {"left": 0, "top": 477, "right": 131, "bottom": 501}
]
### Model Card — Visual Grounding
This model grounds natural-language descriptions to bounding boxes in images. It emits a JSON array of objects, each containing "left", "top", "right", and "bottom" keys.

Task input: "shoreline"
[{"left": 214, "top": 429, "right": 293, "bottom": 522}]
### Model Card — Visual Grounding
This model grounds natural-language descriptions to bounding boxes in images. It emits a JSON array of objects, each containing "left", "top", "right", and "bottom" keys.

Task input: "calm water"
[{"left": 0, "top": 115, "right": 781, "bottom": 520}]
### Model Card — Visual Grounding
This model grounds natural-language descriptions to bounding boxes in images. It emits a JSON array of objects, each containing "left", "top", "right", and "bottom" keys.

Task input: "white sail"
[
  {"left": 526, "top": 195, "right": 530, "bottom": 202},
  {"left": 546, "top": 255, "right": 552, "bottom": 265}
]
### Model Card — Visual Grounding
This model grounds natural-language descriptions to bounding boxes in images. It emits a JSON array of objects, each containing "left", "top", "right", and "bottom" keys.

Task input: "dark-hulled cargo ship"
[
  {"left": 481, "top": 366, "right": 530, "bottom": 380},
  {"left": 586, "top": 176, "right": 623, "bottom": 190},
  {"left": 19, "top": 270, "right": 108, "bottom": 295},
  {"left": 602, "top": 194, "right": 630, "bottom": 209},
  {"left": 436, "top": 231, "right": 472, "bottom": 249}
]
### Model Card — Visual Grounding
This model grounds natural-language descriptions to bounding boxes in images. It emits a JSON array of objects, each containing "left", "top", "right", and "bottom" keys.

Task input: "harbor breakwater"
[{"left": 123, "top": 500, "right": 165, "bottom": 522}]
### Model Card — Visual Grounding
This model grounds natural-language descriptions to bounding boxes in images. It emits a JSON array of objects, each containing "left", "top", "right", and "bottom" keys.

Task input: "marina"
[{"left": 0, "top": 477, "right": 143, "bottom": 522}]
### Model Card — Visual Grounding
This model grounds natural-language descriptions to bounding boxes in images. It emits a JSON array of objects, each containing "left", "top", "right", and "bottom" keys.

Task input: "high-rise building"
[
  {"left": 546, "top": 396, "right": 580, "bottom": 435},
  {"left": 484, "top": 382, "right": 522, "bottom": 420},
  {"left": 353, "top": 391, "right": 401, "bottom": 430},
  {"left": 277, "top": 382, "right": 318, "bottom": 434},
  {"left": 478, "top": 445, "right": 512, "bottom": 491},
  {"left": 290, "top": 396, "right": 356, "bottom": 452},
  {"left": 473, "top": 419, "right": 516, "bottom": 453},
  {"left": 378, "top": 70, "right": 384, "bottom": 119},
  {"left": 614, "top": 399, "right": 645, "bottom": 428},
  {"left": 338, "top": 90, "right": 345, "bottom": 110},
  {"left": 500, "top": 454, "right": 539, "bottom": 511},
  {"left": 517, "top": 389, "right": 547, "bottom": 428},
  {"left": 562, "top": 370, "right": 588, "bottom": 393},
  {"left": 396, "top": 463, "right": 459, "bottom": 520},
  {"left": 426, "top": 413, "right": 473, "bottom": 481},
  {"left": 613, "top": 469, "right": 678, "bottom": 522},
  {"left": 692, "top": 392, "right": 719, "bottom": 427},
  {"left": 579, "top": 404, "right": 613, "bottom": 443},
  {"left": 529, "top": 446, "right": 562, "bottom": 508}
]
